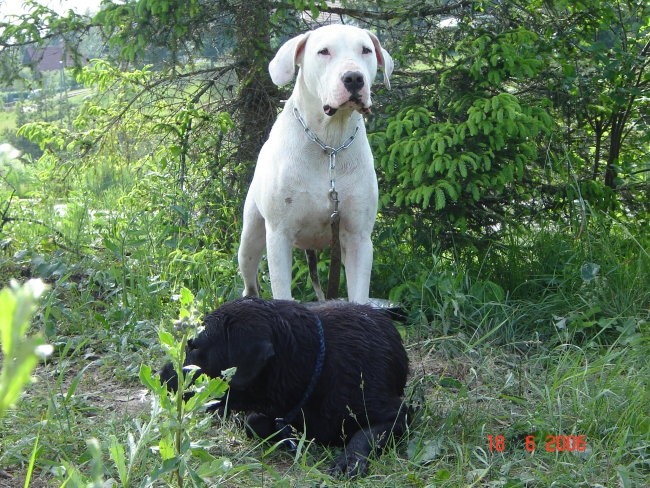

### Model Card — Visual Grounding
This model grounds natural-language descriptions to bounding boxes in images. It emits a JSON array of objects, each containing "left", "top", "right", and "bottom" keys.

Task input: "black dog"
[{"left": 159, "top": 297, "right": 409, "bottom": 477}]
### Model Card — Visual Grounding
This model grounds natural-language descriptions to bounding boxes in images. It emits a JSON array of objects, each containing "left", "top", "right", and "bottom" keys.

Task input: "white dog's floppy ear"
[
  {"left": 379, "top": 48, "right": 394, "bottom": 88},
  {"left": 367, "top": 31, "right": 394, "bottom": 89},
  {"left": 269, "top": 33, "right": 310, "bottom": 86}
]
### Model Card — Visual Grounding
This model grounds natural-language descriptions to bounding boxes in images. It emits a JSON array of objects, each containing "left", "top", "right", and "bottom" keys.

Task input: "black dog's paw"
[
  {"left": 246, "top": 414, "right": 300, "bottom": 451},
  {"left": 328, "top": 452, "right": 368, "bottom": 478},
  {"left": 205, "top": 400, "right": 223, "bottom": 415},
  {"left": 245, "top": 413, "right": 276, "bottom": 439}
]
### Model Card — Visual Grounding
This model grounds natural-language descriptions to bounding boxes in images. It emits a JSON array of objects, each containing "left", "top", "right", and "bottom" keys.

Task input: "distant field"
[
  {"left": 0, "top": 109, "right": 16, "bottom": 134},
  {"left": 0, "top": 88, "right": 89, "bottom": 139}
]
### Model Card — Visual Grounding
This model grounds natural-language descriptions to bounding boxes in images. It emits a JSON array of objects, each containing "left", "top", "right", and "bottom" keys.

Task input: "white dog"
[{"left": 238, "top": 24, "right": 393, "bottom": 303}]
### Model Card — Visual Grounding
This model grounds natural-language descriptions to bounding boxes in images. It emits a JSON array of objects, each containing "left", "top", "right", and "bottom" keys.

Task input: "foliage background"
[{"left": 0, "top": 0, "right": 648, "bottom": 486}]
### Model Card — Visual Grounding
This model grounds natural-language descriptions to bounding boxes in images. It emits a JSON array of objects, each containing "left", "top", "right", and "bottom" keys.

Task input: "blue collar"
[{"left": 275, "top": 315, "right": 326, "bottom": 449}]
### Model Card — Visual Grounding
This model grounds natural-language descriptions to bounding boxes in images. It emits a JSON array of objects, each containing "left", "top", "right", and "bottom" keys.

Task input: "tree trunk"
[
  {"left": 232, "top": 0, "right": 278, "bottom": 185},
  {"left": 591, "top": 117, "right": 603, "bottom": 180},
  {"left": 605, "top": 113, "right": 625, "bottom": 188}
]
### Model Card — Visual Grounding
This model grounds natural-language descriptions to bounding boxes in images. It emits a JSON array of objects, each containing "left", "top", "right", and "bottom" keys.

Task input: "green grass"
[
  {"left": 0, "top": 108, "right": 16, "bottom": 132},
  {"left": 3, "top": 306, "right": 646, "bottom": 486},
  {"left": 0, "top": 177, "right": 648, "bottom": 486}
]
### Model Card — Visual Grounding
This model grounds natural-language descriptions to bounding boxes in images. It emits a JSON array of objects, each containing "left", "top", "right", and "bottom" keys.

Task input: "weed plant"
[{"left": 0, "top": 161, "right": 648, "bottom": 486}]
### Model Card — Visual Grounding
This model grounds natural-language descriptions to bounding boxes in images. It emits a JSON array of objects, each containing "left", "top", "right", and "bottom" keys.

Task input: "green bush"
[{"left": 0, "top": 279, "right": 51, "bottom": 416}]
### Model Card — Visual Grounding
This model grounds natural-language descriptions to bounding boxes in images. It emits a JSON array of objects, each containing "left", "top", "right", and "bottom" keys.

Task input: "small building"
[{"left": 23, "top": 44, "right": 87, "bottom": 72}]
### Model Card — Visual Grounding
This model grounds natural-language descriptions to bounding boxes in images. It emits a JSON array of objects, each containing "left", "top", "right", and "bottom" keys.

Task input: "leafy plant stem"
[{"left": 24, "top": 427, "right": 41, "bottom": 488}]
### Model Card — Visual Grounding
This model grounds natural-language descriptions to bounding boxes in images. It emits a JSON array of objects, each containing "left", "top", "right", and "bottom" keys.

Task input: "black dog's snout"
[
  {"left": 342, "top": 71, "right": 364, "bottom": 93},
  {"left": 160, "top": 361, "right": 179, "bottom": 392}
]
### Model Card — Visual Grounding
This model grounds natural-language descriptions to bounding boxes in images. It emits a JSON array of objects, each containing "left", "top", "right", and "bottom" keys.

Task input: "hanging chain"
[{"left": 292, "top": 107, "right": 359, "bottom": 222}]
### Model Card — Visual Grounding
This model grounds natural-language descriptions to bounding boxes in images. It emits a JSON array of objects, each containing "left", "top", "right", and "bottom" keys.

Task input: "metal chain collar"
[{"left": 292, "top": 107, "right": 360, "bottom": 221}]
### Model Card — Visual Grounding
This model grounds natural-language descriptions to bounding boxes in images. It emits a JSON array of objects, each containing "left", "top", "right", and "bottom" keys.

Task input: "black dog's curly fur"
[{"left": 159, "top": 297, "right": 409, "bottom": 476}]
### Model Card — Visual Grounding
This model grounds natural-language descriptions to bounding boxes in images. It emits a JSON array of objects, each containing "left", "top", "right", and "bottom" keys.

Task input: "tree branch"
[{"left": 273, "top": 0, "right": 472, "bottom": 22}]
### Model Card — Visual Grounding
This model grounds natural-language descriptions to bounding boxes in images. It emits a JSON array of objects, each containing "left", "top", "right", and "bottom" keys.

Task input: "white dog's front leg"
[
  {"left": 341, "top": 234, "right": 373, "bottom": 304},
  {"left": 266, "top": 229, "right": 294, "bottom": 300},
  {"left": 238, "top": 196, "right": 267, "bottom": 297}
]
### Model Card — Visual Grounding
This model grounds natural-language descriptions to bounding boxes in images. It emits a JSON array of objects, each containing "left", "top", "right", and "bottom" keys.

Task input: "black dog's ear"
[{"left": 229, "top": 338, "right": 275, "bottom": 388}]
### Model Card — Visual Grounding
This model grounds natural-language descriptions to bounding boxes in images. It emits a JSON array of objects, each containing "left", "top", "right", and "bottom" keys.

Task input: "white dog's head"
[{"left": 269, "top": 24, "right": 393, "bottom": 116}]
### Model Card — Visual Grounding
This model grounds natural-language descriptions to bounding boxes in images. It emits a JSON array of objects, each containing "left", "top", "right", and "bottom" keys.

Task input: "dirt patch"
[
  {"left": 70, "top": 365, "right": 151, "bottom": 419},
  {"left": 0, "top": 470, "right": 50, "bottom": 488},
  {"left": 0, "top": 357, "right": 151, "bottom": 487}
]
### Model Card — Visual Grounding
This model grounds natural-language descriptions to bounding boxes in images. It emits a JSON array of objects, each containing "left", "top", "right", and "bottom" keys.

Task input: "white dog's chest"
[
  {"left": 254, "top": 122, "right": 377, "bottom": 227},
  {"left": 262, "top": 167, "right": 374, "bottom": 249},
  {"left": 291, "top": 212, "right": 331, "bottom": 249}
]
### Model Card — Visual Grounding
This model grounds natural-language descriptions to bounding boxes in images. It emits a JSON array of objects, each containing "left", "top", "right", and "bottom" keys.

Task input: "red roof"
[{"left": 24, "top": 45, "right": 87, "bottom": 71}]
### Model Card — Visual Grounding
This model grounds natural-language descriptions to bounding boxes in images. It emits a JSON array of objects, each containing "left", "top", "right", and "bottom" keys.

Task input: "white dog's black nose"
[{"left": 342, "top": 71, "right": 364, "bottom": 93}]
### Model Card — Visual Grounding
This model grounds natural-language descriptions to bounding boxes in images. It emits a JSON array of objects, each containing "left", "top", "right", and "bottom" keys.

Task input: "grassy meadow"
[
  {"left": 0, "top": 169, "right": 647, "bottom": 488},
  {"left": 0, "top": 82, "right": 648, "bottom": 487}
]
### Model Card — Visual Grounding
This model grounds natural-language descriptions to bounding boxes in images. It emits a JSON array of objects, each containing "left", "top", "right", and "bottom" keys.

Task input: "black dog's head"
[{"left": 159, "top": 297, "right": 279, "bottom": 393}]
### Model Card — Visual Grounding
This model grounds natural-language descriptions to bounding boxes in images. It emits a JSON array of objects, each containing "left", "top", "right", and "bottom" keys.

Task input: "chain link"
[{"left": 292, "top": 106, "right": 359, "bottom": 212}]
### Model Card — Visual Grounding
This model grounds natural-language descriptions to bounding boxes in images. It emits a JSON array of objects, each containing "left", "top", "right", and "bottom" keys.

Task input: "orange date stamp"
[{"left": 488, "top": 434, "right": 588, "bottom": 453}]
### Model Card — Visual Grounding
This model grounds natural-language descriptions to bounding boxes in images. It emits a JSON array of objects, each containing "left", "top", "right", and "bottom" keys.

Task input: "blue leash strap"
[{"left": 274, "top": 315, "right": 326, "bottom": 451}]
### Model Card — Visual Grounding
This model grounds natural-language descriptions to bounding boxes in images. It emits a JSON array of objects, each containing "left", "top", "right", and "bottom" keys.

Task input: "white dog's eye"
[
  {"left": 362, "top": 46, "right": 373, "bottom": 54},
  {"left": 318, "top": 48, "right": 330, "bottom": 56}
]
